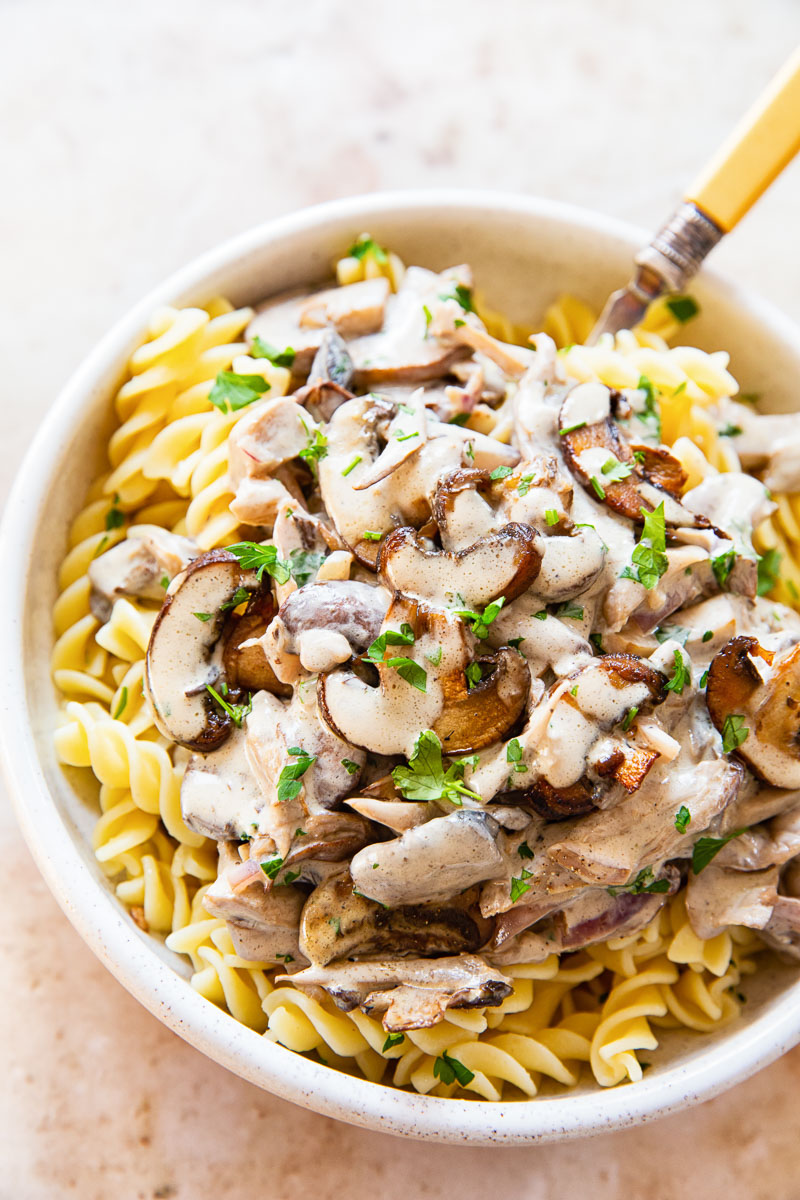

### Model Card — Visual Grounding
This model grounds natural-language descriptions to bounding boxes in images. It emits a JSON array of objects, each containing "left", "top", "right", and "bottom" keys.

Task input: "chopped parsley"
[
  {"left": 654, "top": 624, "right": 690, "bottom": 646},
  {"left": 362, "top": 530, "right": 382, "bottom": 542},
  {"left": 465, "top": 662, "right": 484, "bottom": 688},
  {"left": 692, "top": 829, "right": 746, "bottom": 874},
  {"left": 425, "top": 644, "right": 443, "bottom": 665},
  {"left": 465, "top": 441, "right": 475, "bottom": 463},
  {"left": 205, "top": 684, "right": 252, "bottom": 729},
  {"left": 160, "top": 575, "right": 169, "bottom": 590},
  {"left": 385, "top": 657, "right": 427, "bottom": 692},
  {"left": 711, "top": 548, "right": 736, "bottom": 589},
  {"left": 341, "top": 758, "right": 360, "bottom": 775},
  {"left": 508, "top": 636, "right": 525, "bottom": 650},
  {"left": 112, "top": 687, "right": 128, "bottom": 720},
  {"left": 590, "top": 476, "right": 606, "bottom": 500},
  {"left": 554, "top": 601, "right": 584, "bottom": 620},
  {"left": 329, "top": 917, "right": 342, "bottom": 935},
  {"left": 448, "top": 412, "right": 470, "bottom": 427},
  {"left": 422, "top": 304, "right": 432, "bottom": 334},
  {"left": 621, "top": 706, "right": 638, "bottom": 732},
  {"left": 675, "top": 805, "right": 691, "bottom": 834},
  {"left": 209, "top": 370, "right": 270, "bottom": 413},
  {"left": 720, "top": 423, "right": 743, "bottom": 438},
  {"left": 455, "top": 596, "right": 506, "bottom": 640},
  {"left": 545, "top": 508, "right": 559, "bottom": 526},
  {"left": 342, "top": 455, "right": 362, "bottom": 476},
  {"left": 665, "top": 295, "right": 700, "bottom": 323},
  {"left": 220, "top": 585, "right": 251, "bottom": 613},
  {"left": 437, "top": 282, "right": 475, "bottom": 314},
  {"left": 559, "top": 421, "right": 586, "bottom": 436},
  {"left": 433, "top": 1050, "right": 475, "bottom": 1086},
  {"left": 276, "top": 748, "right": 316, "bottom": 802},
  {"left": 533, "top": 610, "right": 548, "bottom": 621},
  {"left": 367, "top": 622, "right": 415, "bottom": 661},
  {"left": 226, "top": 541, "right": 291, "bottom": 585},
  {"left": 250, "top": 335, "right": 296, "bottom": 370},
  {"left": 721, "top": 714, "right": 749, "bottom": 754},
  {"left": 490, "top": 465, "right": 514, "bottom": 480},
  {"left": 506, "top": 738, "right": 528, "bottom": 774},
  {"left": 702, "top": 630, "right": 713, "bottom": 643},
  {"left": 601, "top": 456, "right": 634, "bottom": 484},
  {"left": 288, "top": 548, "right": 326, "bottom": 586},
  {"left": 391, "top": 730, "right": 482, "bottom": 805},
  {"left": 260, "top": 855, "right": 284, "bottom": 881},
  {"left": 105, "top": 494, "right": 125, "bottom": 530},
  {"left": 517, "top": 841, "right": 534, "bottom": 860},
  {"left": 637, "top": 375, "right": 662, "bottom": 439},
  {"left": 621, "top": 503, "right": 668, "bottom": 590},
  {"left": 756, "top": 547, "right": 782, "bottom": 597},
  {"left": 298, "top": 422, "right": 328, "bottom": 478},
  {"left": 383, "top": 1032, "right": 405, "bottom": 1052},
  {"left": 607, "top": 866, "right": 670, "bottom": 896},
  {"left": 193, "top": 611, "right": 213, "bottom": 623},
  {"left": 347, "top": 234, "right": 388, "bottom": 263},
  {"left": 518, "top": 475, "right": 535, "bottom": 497},
  {"left": 665, "top": 648, "right": 689, "bottom": 695},
  {"left": 590, "top": 632, "right": 604, "bottom": 653},
  {"left": 510, "top": 870, "right": 533, "bottom": 904}
]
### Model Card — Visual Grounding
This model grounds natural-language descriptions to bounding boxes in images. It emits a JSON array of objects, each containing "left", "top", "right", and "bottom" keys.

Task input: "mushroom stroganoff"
[{"left": 53, "top": 237, "right": 800, "bottom": 1099}]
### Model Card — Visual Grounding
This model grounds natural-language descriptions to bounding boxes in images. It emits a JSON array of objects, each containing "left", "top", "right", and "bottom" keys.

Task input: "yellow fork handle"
[{"left": 685, "top": 45, "right": 800, "bottom": 232}]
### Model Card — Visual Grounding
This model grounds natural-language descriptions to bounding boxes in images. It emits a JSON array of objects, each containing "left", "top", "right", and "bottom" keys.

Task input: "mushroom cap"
[
  {"left": 144, "top": 550, "right": 262, "bottom": 751},
  {"left": 378, "top": 523, "right": 542, "bottom": 609},
  {"left": 432, "top": 647, "right": 531, "bottom": 755},
  {"left": 706, "top": 636, "right": 800, "bottom": 788}
]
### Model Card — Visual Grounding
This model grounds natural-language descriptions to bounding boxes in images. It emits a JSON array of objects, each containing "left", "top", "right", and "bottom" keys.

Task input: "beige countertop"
[{"left": 3, "top": 1, "right": 800, "bottom": 1196}]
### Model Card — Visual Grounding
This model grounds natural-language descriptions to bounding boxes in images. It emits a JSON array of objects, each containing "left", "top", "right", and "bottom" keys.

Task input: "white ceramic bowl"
[{"left": 4, "top": 191, "right": 800, "bottom": 1145}]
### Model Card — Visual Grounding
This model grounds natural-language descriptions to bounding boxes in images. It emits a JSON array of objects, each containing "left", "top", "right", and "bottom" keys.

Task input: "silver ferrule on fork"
[{"left": 635, "top": 202, "right": 725, "bottom": 293}]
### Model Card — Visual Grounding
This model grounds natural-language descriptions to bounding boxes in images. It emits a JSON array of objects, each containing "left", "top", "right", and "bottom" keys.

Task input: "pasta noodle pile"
[{"left": 51, "top": 253, "right": 789, "bottom": 1099}]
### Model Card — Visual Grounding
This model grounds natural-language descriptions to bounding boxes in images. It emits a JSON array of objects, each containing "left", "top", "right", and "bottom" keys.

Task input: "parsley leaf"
[
  {"left": 342, "top": 455, "right": 362, "bottom": 477},
  {"left": 105, "top": 494, "right": 125, "bottom": 530},
  {"left": 367, "top": 623, "right": 415, "bottom": 662},
  {"left": 433, "top": 1050, "right": 475, "bottom": 1086},
  {"left": 226, "top": 542, "right": 291, "bottom": 585},
  {"left": 637, "top": 375, "right": 662, "bottom": 439},
  {"left": 554, "top": 601, "right": 584, "bottom": 620},
  {"left": 510, "top": 870, "right": 533, "bottom": 903},
  {"left": 506, "top": 738, "right": 528, "bottom": 774},
  {"left": 250, "top": 335, "right": 296, "bottom": 369},
  {"left": 621, "top": 706, "right": 638, "bottom": 732},
  {"left": 721, "top": 714, "right": 749, "bottom": 754},
  {"left": 383, "top": 1032, "right": 405, "bottom": 1052},
  {"left": 385, "top": 657, "right": 427, "bottom": 692},
  {"left": 341, "top": 758, "right": 360, "bottom": 775},
  {"left": 220, "top": 585, "right": 251, "bottom": 613},
  {"left": 298, "top": 422, "right": 328, "bottom": 478},
  {"left": 112, "top": 687, "right": 128, "bottom": 720},
  {"left": 260, "top": 855, "right": 284, "bottom": 881},
  {"left": 665, "top": 295, "right": 700, "bottom": 323},
  {"left": 545, "top": 508, "right": 559, "bottom": 526},
  {"left": 277, "top": 748, "right": 316, "bottom": 803},
  {"left": 675, "top": 805, "right": 691, "bottom": 834},
  {"left": 193, "top": 611, "right": 213, "bottom": 623},
  {"left": 348, "top": 234, "right": 388, "bottom": 263},
  {"left": 465, "top": 662, "right": 484, "bottom": 688},
  {"left": 438, "top": 283, "right": 475, "bottom": 314},
  {"left": 490, "top": 465, "right": 514, "bottom": 480},
  {"left": 205, "top": 684, "right": 252, "bottom": 729},
  {"left": 692, "top": 829, "right": 746, "bottom": 874},
  {"left": 601, "top": 456, "right": 634, "bottom": 484},
  {"left": 508, "top": 636, "right": 525, "bottom": 650},
  {"left": 209, "top": 370, "right": 270, "bottom": 413},
  {"left": 391, "top": 730, "right": 482, "bottom": 804},
  {"left": 756, "top": 548, "right": 781, "bottom": 596},
  {"left": 607, "top": 866, "right": 670, "bottom": 896},
  {"left": 362, "top": 530, "right": 382, "bottom": 542},
  {"left": 288, "top": 548, "right": 326, "bottom": 586},
  {"left": 455, "top": 596, "right": 506, "bottom": 640},
  {"left": 711, "top": 548, "right": 736, "bottom": 589},
  {"left": 620, "top": 503, "right": 668, "bottom": 590},
  {"left": 654, "top": 624, "right": 690, "bottom": 646},
  {"left": 518, "top": 475, "right": 535, "bottom": 497},
  {"left": 720, "top": 423, "right": 743, "bottom": 438},
  {"left": 517, "top": 841, "right": 534, "bottom": 860},
  {"left": 425, "top": 645, "right": 443, "bottom": 666},
  {"left": 665, "top": 648, "right": 689, "bottom": 695}
]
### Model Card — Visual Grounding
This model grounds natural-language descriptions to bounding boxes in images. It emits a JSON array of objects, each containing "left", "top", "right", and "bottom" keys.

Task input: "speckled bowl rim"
[{"left": 3, "top": 190, "right": 800, "bottom": 1145}]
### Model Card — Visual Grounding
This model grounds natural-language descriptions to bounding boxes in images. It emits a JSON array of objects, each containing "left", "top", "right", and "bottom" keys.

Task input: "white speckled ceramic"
[{"left": 3, "top": 192, "right": 800, "bottom": 1145}]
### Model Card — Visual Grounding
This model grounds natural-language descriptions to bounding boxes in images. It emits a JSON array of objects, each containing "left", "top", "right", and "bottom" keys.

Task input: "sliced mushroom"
[
  {"left": 228, "top": 396, "right": 316, "bottom": 488},
  {"left": 318, "top": 603, "right": 530, "bottom": 757},
  {"left": 706, "top": 636, "right": 800, "bottom": 788},
  {"left": 523, "top": 775, "right": 601, "bottom": 821},
  {"left": 352, "top": 390, "right": 428, "bottom": 491},
  {"left": 284, "top": 955, "right": 512, "bottom": 1030},
  {"left": 294, "top": 328, "right": 355, "bottom": 422},
  {"left": 263, "top": 579, "right": 391, "bottom": 683},
  {"left": 433, "top": 469, "right": 497, "bottom": 552},
  {"left": 222, "top": 588, "right": 291, "bottom": 696},
  {"left": 180, "top": 727, "right": 266, "bottom": 840},
  {"left": 247, "top": 277, "right": 390, "bottom": 374},
  {"left": 89, "top": 525, "right": 198, "bottom": 622},
  {"left": 229, "top": 467, "right": 306, "bottom": 528},
  {"left": 685, "top": 864, "right": 779, "bottom": 940},
  {"left": 298, "top": 873, "right": 494, "bottom": 966},
  {"left": 535, "top": 527, "right": 607, "bottom": 601},
  {"left": 559, "top": 394, "right": 704, "bottom": 527},
  {"left": 347, "top": 266, "right": 471, "bottom": 387},
  {"left": 378, "top": 523, "right": 542, "bottom": 609},
  {"left": 203, "top": 869, "right": 306, "bottom": 964},
  {"left": 345, "top": 794, "right": 430, "bottom": 833},
  {"left": 144, "top": 550, "right": 263, "bottom": 750},
  {"left": 279, "top": 811, "right": 374, "bottom": 868},
  {"left": 349, "top": 811, "right": 505, "bottom": 907}
]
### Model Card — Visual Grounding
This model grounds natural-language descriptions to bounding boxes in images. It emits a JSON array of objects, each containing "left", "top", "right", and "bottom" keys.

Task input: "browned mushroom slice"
[
  {"left": 284, "top": 955, "right": 512, "bottom": 1029},
  {"left": 89, "top": 525, "right": 199, "bottom": 622},
  {"left": 560, "top": 406, "right": 703, "bottom": 526},
  {"left": 282, "top": 812, "right": 373, "bottom": 866},
  {"left": 432, "top": 648, "right": 531, "bottom": 754},
  {"left": 180, "top": 728, "right": 266, "bottom": 840},
  {"left": 378, "top": 524, "right": 542, "bottom": 608},
  {"left": 433, "top": 468, "right": 497, "bottom": 552},
  {"left": 685, "top": 864, "right": 779, "bottom": 940},
  {"left": 298, "top": 873, "right": 494, "bottom": 966},
  {"left": 264, "top": 579, "right": 391, "bottom": 681},
  {"left": 203, "top": 870, "right": 306, "bottom": 964},
  {"left": 144, "top": 550, "right": 263, "bottom": 751},
  {"left": 222, "top": 588, "right": 291, "bottom": 697},
  {"left": 629, "top": 444, "right": 687, "bottom": 497},
  {"left": 346, "top": 794, "right": 430, "bottom": 833},
  {"left": 706, "top": 636, "right": 800, "bottom": 787},
  {"left": 524, "top": 776, "right": 600, "bottom": 821}
]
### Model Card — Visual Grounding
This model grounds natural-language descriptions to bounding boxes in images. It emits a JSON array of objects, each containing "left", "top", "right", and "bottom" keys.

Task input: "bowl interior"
[{"left": 5, "top": 192, "right": 800, "bottom": 1144}]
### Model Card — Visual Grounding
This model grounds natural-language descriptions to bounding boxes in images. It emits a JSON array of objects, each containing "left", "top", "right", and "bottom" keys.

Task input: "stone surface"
[{"left": 2, "top": 0, "right": 800, "bottom": 1195}]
